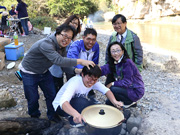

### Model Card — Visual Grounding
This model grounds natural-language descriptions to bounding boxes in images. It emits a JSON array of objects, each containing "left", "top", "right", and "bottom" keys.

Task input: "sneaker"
[
  {"left": 21, "top": 34, "right": 26, "bottom": 37},
  {"left": 89, "top": 98, "right": 102, "bottom": 104},
  {"left": 70, "top": 123, "right": 84, "bottom": 128},
  {"left": 123, "top": 102, "right": 137, "bottom": 109},
  {"left": 68, "top": 116, "right": 84, "bottom": 128},
  {"left": 50, "top": 115, "right": 62, "bottom": 123},
  {"left": 4, "top": 35, "right": 9, "bottom": 38}
]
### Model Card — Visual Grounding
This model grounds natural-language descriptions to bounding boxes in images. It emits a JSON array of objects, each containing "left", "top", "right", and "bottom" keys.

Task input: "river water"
[{"left": 94, "top": 22, "right": 180, "bottom": 54}]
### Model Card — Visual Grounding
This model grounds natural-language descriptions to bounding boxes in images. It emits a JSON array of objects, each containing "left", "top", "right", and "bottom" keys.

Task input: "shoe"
[
  {"left": 70, "top": 123, "right": 84, "bottom": 128},
  {"left": 68, "top": 116, "right": 84, "bottom": 128},
  {"left": 50, "top": 115, "right": 62, "bottom": 123},
  {"left": 21, "top": 34, "right": 26, "bottom": 37},
  {"left": 4, "top": 35, "right": 9, "bottom": 38},
  {"left": 89, "top": 98, "right": 102, "bottom": 104},
  {"left": 123, "top": 102, "right": 137, "bottom": 109}
]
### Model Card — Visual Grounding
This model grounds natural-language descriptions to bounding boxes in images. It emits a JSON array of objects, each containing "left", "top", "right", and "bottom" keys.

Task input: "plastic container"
[
  {"left": 4, "top": 42, "right": 24, "bottom": 61},
  {"left": 13, "top": 32, "right": 19, "bottom": 45}
]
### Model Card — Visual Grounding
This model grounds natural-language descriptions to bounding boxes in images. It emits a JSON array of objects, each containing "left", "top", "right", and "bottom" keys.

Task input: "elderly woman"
[{"left": 101, "top": 41, "right": 145, "bottom": 106}]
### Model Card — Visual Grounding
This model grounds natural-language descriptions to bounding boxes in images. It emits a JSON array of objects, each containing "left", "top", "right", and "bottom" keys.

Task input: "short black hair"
[
  {"left": 112, "top": 14, "right": 127, "bottom": 24},
  {"left": 82, "top": 65, "right": 101, "bottom": 78},
  {"left": 84, "top": 28, "right": 97, "bottom": 37},
  {"left": 55, "top": 24, "right": 76, "bottom": 40}
]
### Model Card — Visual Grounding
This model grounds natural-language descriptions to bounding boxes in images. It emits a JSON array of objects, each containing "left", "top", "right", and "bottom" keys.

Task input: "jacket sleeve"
[
  {"left": 39, "top": 40, "right": 77, "bottom": 67},
  {"left": 114, "top": 60, "right": 133, "bottom": 88},
  {"left": 92, "top": 42, "right": 99, "bottom": 64},
  {"left": 67, "top": 41, "right": 82, "bottom": 68},
  {"left": 61, "top": 66, "right": 75, "bottom": 74},
  {"left": 100, "top": 64, "right": 111, "bottom": 76},
  {"left": 133, "top": 35, "right": 143, "bottom": 72}
]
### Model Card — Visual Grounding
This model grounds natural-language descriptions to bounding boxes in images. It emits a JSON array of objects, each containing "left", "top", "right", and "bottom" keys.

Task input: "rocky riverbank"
[{"left": 0, "top": 28, "right": 180, "bottom": 135}]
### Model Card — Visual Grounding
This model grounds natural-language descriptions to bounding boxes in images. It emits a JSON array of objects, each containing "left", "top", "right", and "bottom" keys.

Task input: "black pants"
[
  {"left": 18, "top": 22, "right": 23, "bottom": 34},
  {"left": 53, "top": 76, "right": 64, "bottom": 93},
  {"left": 105, "top": 73, "right": 133, "bottom": 105}
]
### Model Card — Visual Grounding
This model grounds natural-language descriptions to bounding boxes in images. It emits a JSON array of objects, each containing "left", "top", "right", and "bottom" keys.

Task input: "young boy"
[{"left": 52, "top": 65, "right": 123, "bottom": 127}]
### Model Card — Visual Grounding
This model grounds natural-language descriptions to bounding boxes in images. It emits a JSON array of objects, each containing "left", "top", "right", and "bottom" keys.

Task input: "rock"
[
  {"left": 67, "top": 127, "right": 87, "bottom": 135},
  {"left": 129, "top": 127, "right": 138, "bottom": 135},
  {"left": 91, "top": 10, "right": 105, "bottom": 22},
  {"left": 103, "top": 12, "right": 115, "bottom": 22},
  {"left": 120, "top": 128, "right": 127, "bottom": 135},
  {"left": 133, "top": 1, "right": 150, "bottom": 19},
  {"left": 0, "top": 117, "right": 51, "bottom": 135},
  {"left": 122, "top": 123, "right": 126, "bottom": 129},
  {"left": 42, "top": 122, "right": 64, "bottom": 135},
  {"left": 164, "top": 56, "right": 180, "bottom": 72},
  {"left": 126, "top": 116, "right": 142, "bottom": 133},
  {"left": 0, "top": 89, "right": 16, "bottom": 108}
]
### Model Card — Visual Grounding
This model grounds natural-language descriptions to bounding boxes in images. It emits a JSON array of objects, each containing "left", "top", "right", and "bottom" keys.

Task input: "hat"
[
  {"left": 2, "top": 11, "right": 8, "bottom": 16},
  {"left": 11, "top": 4, "right": 15, "bottom": 8}
]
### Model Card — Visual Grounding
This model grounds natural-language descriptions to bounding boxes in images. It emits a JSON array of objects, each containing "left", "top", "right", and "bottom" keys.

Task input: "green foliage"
[
  {"left": 1, "top": 0, "right": 115, "bottom": 29},
  {"left": 98, "top": 0, "right": 112, "bottom": 12},
  {"left": 0, "top": 0, "right": 17, "bottom": 13},
  {"left": 30, "top": 16, "right": 57, "bottom": 30},
  {"left": 47, "top": 0, "right": 98, "bottom": 17}
]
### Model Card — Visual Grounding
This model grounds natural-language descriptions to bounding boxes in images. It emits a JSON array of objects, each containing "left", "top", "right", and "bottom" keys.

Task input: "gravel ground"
[{"left": 0, "top": 28, "right": 180, "bottom": 135}]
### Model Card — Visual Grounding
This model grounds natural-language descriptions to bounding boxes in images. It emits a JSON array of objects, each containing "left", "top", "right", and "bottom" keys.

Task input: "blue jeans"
[
  {"left": 56, "top": 97, "right": 94, "bottom": 125},
  {"left": 20, "top": 70, "right": 56, "bottom": 120},
  {"left": 20, "top": 18, "right": 29, "bottom": 35},
  {"left": 106, "top": 86, "right": 133, "bottom": 105}
]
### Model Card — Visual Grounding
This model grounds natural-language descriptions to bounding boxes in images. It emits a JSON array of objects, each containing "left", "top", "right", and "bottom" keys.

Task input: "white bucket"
[{"left": 43, "top": 27, "right": 51, "bottom": 35}]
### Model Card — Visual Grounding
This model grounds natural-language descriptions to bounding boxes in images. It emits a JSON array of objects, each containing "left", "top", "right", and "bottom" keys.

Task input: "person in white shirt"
[{"left": 52, "top": 65, "right": 123, "bottom": 126}]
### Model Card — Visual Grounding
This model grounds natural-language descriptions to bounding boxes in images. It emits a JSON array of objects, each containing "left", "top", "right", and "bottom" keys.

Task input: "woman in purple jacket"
[{"left": 101, "top": 41, "right": 144, "bottom": 106}]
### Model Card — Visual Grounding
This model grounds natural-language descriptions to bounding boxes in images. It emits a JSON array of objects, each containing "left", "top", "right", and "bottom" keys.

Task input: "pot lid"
[{"left": 81, "top": 104, "right": 124, "bottom": 129}]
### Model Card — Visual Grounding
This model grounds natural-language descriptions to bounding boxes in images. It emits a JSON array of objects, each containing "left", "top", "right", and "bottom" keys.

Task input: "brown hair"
[{"left": 63, "top": 15, "right": 81, "bottom": 36}]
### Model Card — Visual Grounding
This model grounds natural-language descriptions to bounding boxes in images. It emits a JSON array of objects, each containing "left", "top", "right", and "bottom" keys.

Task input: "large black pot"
[{"left": 81, "top": 104, "right": 124, "bottom": 135}]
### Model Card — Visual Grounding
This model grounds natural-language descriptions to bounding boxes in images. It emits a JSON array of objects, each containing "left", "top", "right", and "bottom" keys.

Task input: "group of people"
[
  {"left": 83, "top": 16, "right": 93, "bottom": 28},
  {"left": 18, "top": 13, "right": 145, "bottom": 127},
  {"left": 0, "top": 0, "right": 29, "bottom": 36}
]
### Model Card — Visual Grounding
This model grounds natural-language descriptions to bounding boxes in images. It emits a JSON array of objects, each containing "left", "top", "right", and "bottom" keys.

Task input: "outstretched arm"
[
  {"left": 62, "top": 101, "right": 85, "bottom": 124},
  {"left": 77, "top": 59, "right": 95, "bottom": 69},
  {"left": 106, "top": 90, "right": 123, "bottom": 109}
]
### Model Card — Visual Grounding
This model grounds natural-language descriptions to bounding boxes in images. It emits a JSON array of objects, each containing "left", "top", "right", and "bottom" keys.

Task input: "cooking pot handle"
[{"left": 118, "top": 119, "right": 126, "bottom": 125}]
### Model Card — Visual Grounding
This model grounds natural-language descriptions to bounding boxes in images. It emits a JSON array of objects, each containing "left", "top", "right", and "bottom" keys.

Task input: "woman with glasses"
[
  {"left": 49, "top": 15, "right": 82, "bottom": 92},
  {"left": 101, "top": 41, "right": 145, "bottom": 106}
]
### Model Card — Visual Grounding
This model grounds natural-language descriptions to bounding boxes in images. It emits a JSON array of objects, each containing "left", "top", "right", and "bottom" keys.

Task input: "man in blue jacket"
[
  {"left": 67, "top": 28, "right": 99, "bottom": 69},
  {"left": 67, "top": 28, "right": 99, "bottom": 102}
]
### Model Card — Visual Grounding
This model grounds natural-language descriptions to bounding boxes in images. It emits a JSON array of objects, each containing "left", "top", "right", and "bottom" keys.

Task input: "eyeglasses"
[
  {"left": 111, "top": 49, "right": 122, "bottom": 55},
  {"left": 70, "top": 21, "right": 78, "bottom": 26},
  {"left": 86, "top": 75, "right": 98, "bottom": 83},
  {"left": 112, "top": 22, "right": 123, "bottom": 26},
  {"left": 60, "top": 33, "right": 72, "bottom": 40},
  {"left": 85, "top": 37, "right": 96, "bottom": 42}
]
